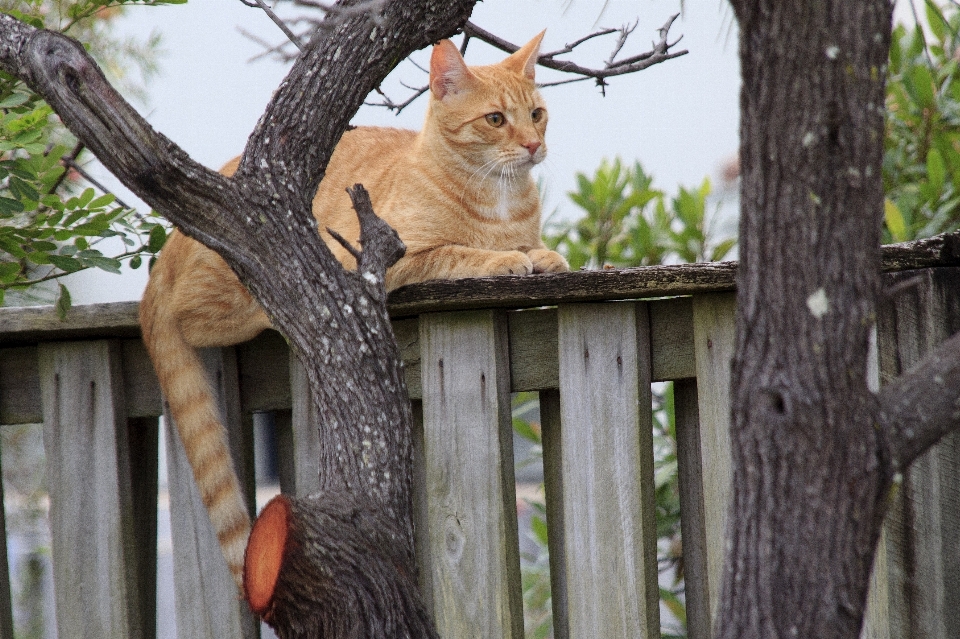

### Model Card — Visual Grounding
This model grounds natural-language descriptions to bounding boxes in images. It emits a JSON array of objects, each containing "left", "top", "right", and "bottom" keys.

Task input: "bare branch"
[
  {"left": 540, "top": 26, "right": 619, "bottom": 59},
  {"left": 464, "top": 14, "right": 687, "bottom": 81},
  {"left": 879, "top": 329, "right": 960, "bottom": 471},
  {"left": 240, "top": 0, "right": 304, "bottom": 51},
  {"left": 367, "top": 14, "right": 687, "bottom": 111}
]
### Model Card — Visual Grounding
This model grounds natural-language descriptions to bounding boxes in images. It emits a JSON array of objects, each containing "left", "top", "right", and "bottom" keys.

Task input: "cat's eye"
[
  {"left": 531, "top": 108, "right": 545, "bottom": 123},
  {"left": 485, "top": 112, "right": 505, "bottom": 127}
]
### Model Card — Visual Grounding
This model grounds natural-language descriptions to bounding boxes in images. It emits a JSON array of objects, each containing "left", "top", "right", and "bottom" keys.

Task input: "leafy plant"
[
  {"left": 0, "top": 0, "right": 179, "bottom": 313},
  {"left": 883, "top": 0, "right": 960, "bottom": 242},
  {"left": 546, "top": 158, "right": 735, "bottom": 270}
]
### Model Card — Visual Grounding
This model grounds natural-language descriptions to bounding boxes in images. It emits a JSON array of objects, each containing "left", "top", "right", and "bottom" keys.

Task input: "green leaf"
[
  {"left": 0, "top": 261, "right": 21, "bottom": 284},
  {"left": 885, "top": 199, "right": 908, "bottom": 242},
  {"left": 926, "top": 0, "right": 948, "bottom": 42},
  {"left": 78, "top": 254, "right": 122, "bottom": 274},
  {"left": 927, "top": 147, "right": 946, "bottom": 193},
  {"left": 76, "top": 188, "right": 96, "bottom": 209},
  {"left": 56, "top": 283, "right": 72, "bottom": 321},
  {"left": 88, "top": 193, "right": 116, "bottom": 209},
  {"left": 130, "top": 255, "right": 142, "bottom": 269},
  {"left": 908, "top": 65, "right": 936, "bottom": 108},
  {"left": 47, "top": 254, "right": 84, "bottom": 272},
  {"left": 148, "top": 224, "right": 168, "bottom": 253},
  {"left": 0, "top": 92, "right": 29, "bottom": 109}
]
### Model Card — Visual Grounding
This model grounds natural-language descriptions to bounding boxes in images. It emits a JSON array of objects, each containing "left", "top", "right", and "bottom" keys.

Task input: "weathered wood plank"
[
  {"left": 555, "top": 302, "right": 660, "bottom": 638},
  {"left": 289, "top": 351, "right": 321, "bottom": 497},
  {"left": 237, "top": 329, "right": 290, "bottom": 413},
  {"left": 121, "top": 339, "right": 162, "bottom": 418},
  {"left": 409, "top": 400, "right": 434, "bottom": 618},
  {"left": 691, "top": 292, "right": 736, "bottom": 624},
  {"left": 127, "top": 416, "right": 159, "bottom": 639},
  {"left": 0, "top": 300, "right": 140, "bottom": 343},
  {"left": 38, "top": 340, "right": 143, "bottom": 639},
  {"left": 419, "top": 310, "right": 523, "bottom": 638},
  {"left": 0, "top": 437, "right": 15, "bottom": 639},
  {"left": 393, "top": 318, "right": 422, "bottom": 400},
  {"left": 674, "top": 378, "right": 711, "bottom": 639},
  {"left": 0, "top": 346, "right": 40, "bottom": 424},
  {"left": 874, "top": 267, "right": 960, "bottom": 639},
  {"left": 650, "top": 296, "right": 696, "bottom": 380},
  {"left": 164, "top": 347, "right": 257, "bottom": 639},
  {"left": 539, "top": 388, "right": 569, "bottom": 639},
  {"left": 509, "top": 308, "right": 559, "bottom": 391},
  {"left": 389, "top": 262, "right": 738, "bottom": 317}
]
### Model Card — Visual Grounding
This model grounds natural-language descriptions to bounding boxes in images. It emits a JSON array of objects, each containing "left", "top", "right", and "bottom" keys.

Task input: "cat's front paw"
[
  {"left": 483, "top": 251, "right": 534, "bottom": 276},
  {"left": 527, "top": 248, "right": 569, "bottom": 273}
]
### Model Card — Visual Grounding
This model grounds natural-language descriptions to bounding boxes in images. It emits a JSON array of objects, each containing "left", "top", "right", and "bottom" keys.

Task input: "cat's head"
[{"left": 427, "top": 32, "right": 548, "bottom": 176}]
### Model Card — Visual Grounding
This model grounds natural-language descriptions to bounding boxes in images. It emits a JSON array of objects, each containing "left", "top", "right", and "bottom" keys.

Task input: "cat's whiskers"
[{"left": 460, "top": 156, "right": 505, "bottom": 207}]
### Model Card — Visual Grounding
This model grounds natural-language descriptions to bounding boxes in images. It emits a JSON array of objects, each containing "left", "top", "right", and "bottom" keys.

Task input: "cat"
[{"left": 139, "top": 31, "right": 569, "bottom": 589}]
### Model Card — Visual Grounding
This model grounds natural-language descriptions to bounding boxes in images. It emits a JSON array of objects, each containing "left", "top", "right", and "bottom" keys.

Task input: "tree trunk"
[
  {"left": 0, "top": 3, "right": 477, "bottom": 635},
  {"left": 720, "top": 1, "right": 894, "bottom": 637}
]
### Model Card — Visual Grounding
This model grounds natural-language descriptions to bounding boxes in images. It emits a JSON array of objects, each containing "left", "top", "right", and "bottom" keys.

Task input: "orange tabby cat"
[{"left": 140, "top": 32, "right": 568, "bottom": 588}]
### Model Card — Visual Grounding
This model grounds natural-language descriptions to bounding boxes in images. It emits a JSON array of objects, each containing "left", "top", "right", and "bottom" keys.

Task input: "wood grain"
[
  {"left": 873, "top": 267, "right": 960, "bottom": 639},
  {"left": 38, "top": 340, "right": 142, "bottom": 639},
  {"left": 555, "top": 302, "right": 660, "bottom": 638},
  {"left": 289, "top": 351, "right": 321, "bottom": 497},
  {"left": 674, "top": 378, "right": 711, "bottom": 639},
  {"left": 0, "top": 438, "right": 14, "bottom": 639},
  {"left": 419, "top": 310, "right": 523, "bottom": 639},
  {"left": 163, "top": 347, "right": 257, "bottom": 639},
  {"left": 691, "top": 293, "right": 737, "bottom": 624}
]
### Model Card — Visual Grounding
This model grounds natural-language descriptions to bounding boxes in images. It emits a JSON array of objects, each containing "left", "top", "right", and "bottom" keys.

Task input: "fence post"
[
  {"left": 691, "top": 292, "right": 736, "bottom": 627},
  {"left": 419, "top": 310, "right": 523, "bottom": 638},
  {"left": 38, "top": 340, "right": 144, "bottom": 639},
  {"left": 164, "top": 346, "right": 257, "bottom": 639},
  {"left": 872, "top": 266, "right": 960, "bottom": 639},
  {"left": 0, "top": 427, "right": 14, "bottom": 639},
  {"left": 554, "top": 301, "right": 660, "bottom": 638}
]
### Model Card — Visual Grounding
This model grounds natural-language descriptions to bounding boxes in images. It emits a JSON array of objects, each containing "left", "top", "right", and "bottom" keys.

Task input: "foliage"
[
  {"left": 545, "top": 158, "right": 736, "bottom": 270},
  {"left": 883, "top": 0, "right": 960, "bottom": 242},
  {"left": 0, "top": 0, "right": 177, "bottom": 312}
]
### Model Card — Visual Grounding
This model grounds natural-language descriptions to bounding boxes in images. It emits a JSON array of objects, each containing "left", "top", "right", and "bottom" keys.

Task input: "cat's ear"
[
  {"left": 430, "top": 40, "right": 475, "bottom": 100},
  {"left": 502, "top": 30, "right": 545, "bottom": 81}
]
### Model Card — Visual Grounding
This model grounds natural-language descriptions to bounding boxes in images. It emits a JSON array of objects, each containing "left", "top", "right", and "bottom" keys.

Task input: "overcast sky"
[{"left": 68, "top": 0, "right": 745, "bottom": 303}]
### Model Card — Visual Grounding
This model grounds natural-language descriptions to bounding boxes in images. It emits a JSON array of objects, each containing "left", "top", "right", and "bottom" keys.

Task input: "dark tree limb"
[
  {"left": 878, "top": 330, "right": 960, "bottom": 471},
  {"left": 0, "top": 2, "right": 479, "bottom": 635}
]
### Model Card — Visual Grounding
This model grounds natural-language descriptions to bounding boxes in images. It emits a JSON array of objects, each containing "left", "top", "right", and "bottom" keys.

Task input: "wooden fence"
[{"left": 0, "top": 256, "right": 958, "bottom": 639}]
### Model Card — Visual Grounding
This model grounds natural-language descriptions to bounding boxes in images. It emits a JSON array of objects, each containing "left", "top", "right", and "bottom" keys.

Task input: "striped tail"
[{"left": 140, "top": 275, "right": 251, "bottom": 590}]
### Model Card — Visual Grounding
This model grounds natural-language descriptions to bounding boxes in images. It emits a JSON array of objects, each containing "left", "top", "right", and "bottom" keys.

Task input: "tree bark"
[
  {"left": 0, "top": 2, "right": 476, "bottom": 635},
  {"left": 721, "top": 1, "right": 960, "bottom": 638}
]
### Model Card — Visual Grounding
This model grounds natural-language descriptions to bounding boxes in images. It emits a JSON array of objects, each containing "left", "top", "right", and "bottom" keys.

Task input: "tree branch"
[
  {"left": 361, "top": 14, "right": 687, "bottom": 110},
  {"left": 0, "top": 3, "right": 480, "bottom": 633},
  {"left": 879, "top": 329, "right": 960, "bottom": 471}
]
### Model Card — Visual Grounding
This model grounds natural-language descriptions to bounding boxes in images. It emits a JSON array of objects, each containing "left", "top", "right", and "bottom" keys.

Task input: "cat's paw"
[
  {"left": 527, "top": 248, "right": 570, "bottom": 273},
  {"left": 483, "top": 251, "right": 534, "bottom": 276}
]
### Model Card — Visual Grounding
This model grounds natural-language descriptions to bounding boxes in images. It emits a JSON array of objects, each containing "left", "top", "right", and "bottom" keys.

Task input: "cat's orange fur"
[{"left": 140, "top": 32, "right": 568, "bottom": 588}]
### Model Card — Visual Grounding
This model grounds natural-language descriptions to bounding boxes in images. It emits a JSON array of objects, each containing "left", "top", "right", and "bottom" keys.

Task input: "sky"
[{"left": 68, "top": 0, "right": 745, "bottom": 304}]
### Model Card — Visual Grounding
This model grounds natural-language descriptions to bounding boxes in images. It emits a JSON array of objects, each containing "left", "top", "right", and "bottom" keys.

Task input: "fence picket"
[
  {"left": 691, "top": 292, "right": 736, "bottom": 624},
  {"left": 555, "top": 302, "right": 660, "bottom": 639},
  {"left": 419, "top": 310, "right": 523, "bottom": 639},
  {"left": 38, "top": 340, "right": 143, "bottom": 639},
  {"left": 873, "top": 267, "right": 960, "bottom": 639},
  {"left": 164, "top": 347, "right": 257, "bottom": 639}
]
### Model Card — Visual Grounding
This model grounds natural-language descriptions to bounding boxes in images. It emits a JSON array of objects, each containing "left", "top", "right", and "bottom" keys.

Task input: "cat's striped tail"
[{"left": 140, "top": 274, "right": 251, "bottom": 590}]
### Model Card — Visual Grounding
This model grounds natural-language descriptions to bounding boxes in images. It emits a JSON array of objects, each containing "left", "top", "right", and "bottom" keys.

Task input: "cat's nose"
[{"left": 522, "top": 141, "right": 541, "bottom": 156}]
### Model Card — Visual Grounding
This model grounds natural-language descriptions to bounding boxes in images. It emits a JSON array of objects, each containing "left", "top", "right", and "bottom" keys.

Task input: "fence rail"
[{"left": 0, "top": 260, "right": 959, "bottom": 639}]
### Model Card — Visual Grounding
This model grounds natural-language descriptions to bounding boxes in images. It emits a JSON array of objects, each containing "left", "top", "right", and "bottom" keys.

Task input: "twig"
[
  {"left": 326, "top": 226, "right": 362, "bottom": 262},
  {"left": 239, "top": 0, "right": 304, "bottom": 51},
  {"left": 540, "top": 27, "right": 619, "bottom": 59},
  {"left": 368, "top": 15, "right": 687, "bottom": 111}
]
